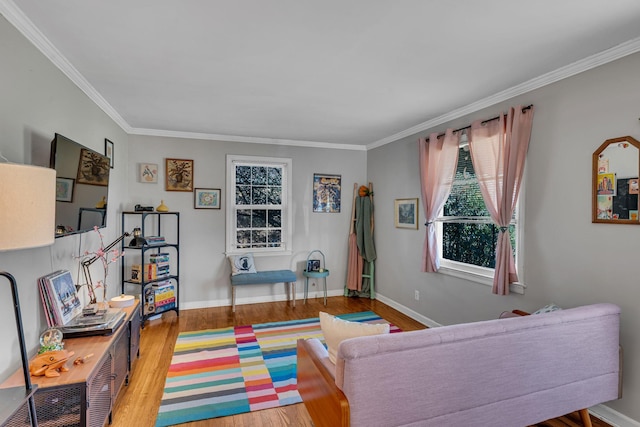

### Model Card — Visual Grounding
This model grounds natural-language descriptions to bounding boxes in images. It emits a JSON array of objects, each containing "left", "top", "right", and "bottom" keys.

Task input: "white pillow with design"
[
  {"left": 229, "top": 253, "right": 257, "bottom": 275},
  {"left": 532, "top": 303, "right": 562, "bottom": 315},
  {"left": 319, "top": 311, "right": 390, "bottom": 364}
]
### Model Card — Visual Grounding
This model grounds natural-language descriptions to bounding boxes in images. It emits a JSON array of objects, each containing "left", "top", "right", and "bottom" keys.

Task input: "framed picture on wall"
[
  {"left": 194, "top": 188, "right": 221, "bottom": 209},
  {"left": 105, "top": 138, "right": 114, "bottom": 169},
  {"left": 394, "top": 198, "right": 419, "bottom": 229},
  {"left": 165, "top": 158, "right": 193, "bottom": 191},
  {"left": 139, "top": 163, "right": 158, "bottom": 183},
  {"left": 313, "top": 173, "right": 341, "bottom": 213}
]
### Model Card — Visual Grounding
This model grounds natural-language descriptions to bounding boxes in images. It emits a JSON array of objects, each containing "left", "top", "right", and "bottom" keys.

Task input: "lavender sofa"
[{"left": 297, "top": 303, "right": 621, "bottom": 427}]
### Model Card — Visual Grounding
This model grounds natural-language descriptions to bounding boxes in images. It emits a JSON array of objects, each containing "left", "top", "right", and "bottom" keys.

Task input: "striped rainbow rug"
[{"left": 155, "top": 311, "right": 400, "bottom": 426}]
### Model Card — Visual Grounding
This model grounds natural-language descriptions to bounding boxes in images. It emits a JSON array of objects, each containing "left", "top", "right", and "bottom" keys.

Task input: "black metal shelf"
[{"left": 121, "top": 211, "right": 180, "bottom": 325}]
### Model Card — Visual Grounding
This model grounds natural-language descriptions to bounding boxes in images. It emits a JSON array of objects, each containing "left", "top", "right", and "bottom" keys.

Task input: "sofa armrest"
[{"left": 297, "top": 339, "right": 350, "bottom": 427}]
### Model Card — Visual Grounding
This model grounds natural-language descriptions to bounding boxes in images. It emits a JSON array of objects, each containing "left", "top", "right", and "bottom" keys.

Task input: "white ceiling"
[{"left": 4, "top": 0, "right": 640, "bottom": 149}]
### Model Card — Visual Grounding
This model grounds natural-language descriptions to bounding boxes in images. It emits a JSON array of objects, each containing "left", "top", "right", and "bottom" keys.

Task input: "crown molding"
[
  {"left": 1, "top": 0, "right": 133, "bottom": 133},
  {"left": 367, "top": 36, "right": 640, "bottom": 150},
  {"left": 128, "top": 127, "right": 367, "bottom": 150}
]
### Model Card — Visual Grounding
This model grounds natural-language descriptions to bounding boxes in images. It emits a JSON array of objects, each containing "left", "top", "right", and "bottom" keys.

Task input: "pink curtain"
[
  {"left": 419, "top": 129, "right": 460, "bottom": 272},
  {"left": 468, "top": 105, "right": 534, "bottom": 294}
]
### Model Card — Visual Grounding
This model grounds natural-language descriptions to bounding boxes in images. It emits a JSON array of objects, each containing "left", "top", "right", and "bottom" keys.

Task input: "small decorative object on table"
[
  {"left": 38, "top": 328, "right": 64, "bottom": 354},
  {"left": 156, "top": 200, "right": 169, "bottom": 212},
  {"left": 29, "top": 349, "right": 75, "bottom": 378},
  {"left": 77, "top": 226, "right": 129, "bottom": 306}
]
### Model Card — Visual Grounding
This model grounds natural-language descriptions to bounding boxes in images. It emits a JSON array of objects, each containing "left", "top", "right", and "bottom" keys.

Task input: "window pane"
[
  {"left": 444, "top": 147, "right": 490, "bottom": 217},
  {"left": 236, "top": 185, "right": 250, "bottom": 205},
  {"left": 236, "top": 230, "right": 251, "bottom": 248},
  {"left": 268, "top": 167, "right": 282, "bottom": 185},
  {"left": 268, "top": 210, "right": 281, "bottom": 227},
  {"left": 252, "top": 230, "right": 267, "bottom": 246},
  {"left": 268, "top": 230, "right": 281, "bottom": 246},
  {"left": 236, "top": 166, "right": 251, "bottom": 185},
  {"left": 252, "top": 187, "right": 267, "bottom": 205},
  {"left": 252, "top": 166, "right": 267, "bottom": 185},
  {"left": 443, "top": 223, "right": 516, "bottom": 268},
  {"left": 267, "top": 187, "right": 282, "bottom": 205},
  {"left": 236, "top": 209, "right": 251, "bottom": 228},
  {"left": 252, "top": 209, "right": 267, "bottom": 228}
]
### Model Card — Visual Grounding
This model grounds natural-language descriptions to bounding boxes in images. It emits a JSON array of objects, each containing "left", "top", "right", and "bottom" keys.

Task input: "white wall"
[
  {"left": 126, "top": 135, "right": 366, "bottom": 308},
  {"left": 368, "top": 52, "right": 640, "bottom": 423}
]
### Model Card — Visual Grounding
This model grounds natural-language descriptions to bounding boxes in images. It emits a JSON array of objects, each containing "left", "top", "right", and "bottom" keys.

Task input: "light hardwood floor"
[{"left": 110, "top": 296, "right": 611, "bottom": 427}]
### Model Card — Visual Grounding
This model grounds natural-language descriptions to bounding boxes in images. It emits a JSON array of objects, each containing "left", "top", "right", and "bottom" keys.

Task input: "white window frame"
[
  {"left": 435, "top": 144, "right": 526, "bottom": 294},
  {"left": 225, "top": 154, "right": 293, "bottom": 256}
]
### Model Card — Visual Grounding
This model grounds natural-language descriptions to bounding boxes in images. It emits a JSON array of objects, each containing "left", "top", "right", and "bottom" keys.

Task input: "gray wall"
[
  {"left": 125, "top": 135, "right": 366, "bottom": 307},
  {"left": 0, "top": 16, "right": 129, "bottom": 377},
  {"left": 368, "top": 52, "right": 640, "bottom": 423}
]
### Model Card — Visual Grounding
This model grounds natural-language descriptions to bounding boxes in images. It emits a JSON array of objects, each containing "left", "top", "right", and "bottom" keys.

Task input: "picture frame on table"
[
  {"left": 194, "top": 188, "right": 221, "bottom": 209},
  {"left": 306, "top": 259, "right": 321, "bottom": 272},
  {"left": 56, "top": 177, "right": 75, "bottom": 202},
  {"left": 394, "top": 198, "right": 419, "bottom": 229}
]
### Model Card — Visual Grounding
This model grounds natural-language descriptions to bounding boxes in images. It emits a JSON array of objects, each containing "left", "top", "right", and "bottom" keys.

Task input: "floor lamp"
[{"left": 0, "top": 163, "right": 56, "bottom": 426}]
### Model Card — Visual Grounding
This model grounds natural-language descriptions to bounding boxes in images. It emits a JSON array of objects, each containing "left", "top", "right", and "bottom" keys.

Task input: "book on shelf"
[
  {"left": 150, "top": 252, "right": 170, "bottom": 263},
  {"left": 144, "top": 236, "right": 166, "bottom": 245}
]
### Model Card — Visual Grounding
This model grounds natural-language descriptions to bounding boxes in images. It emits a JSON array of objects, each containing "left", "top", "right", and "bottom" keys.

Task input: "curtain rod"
[{"left": 436, "top": 104, "right": 533, "bottom": 138}]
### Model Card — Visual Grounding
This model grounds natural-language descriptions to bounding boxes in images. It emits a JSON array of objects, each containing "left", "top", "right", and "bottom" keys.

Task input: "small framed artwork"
[
  {"left": 105, "top": 138, "right": 114, "bottom": 168},
  {"left": 77, "top": 148, "right": 110, "bottom": 186},
  {"left": 597, "top": 173, "right": 616, "bottom": 196},
  {"left": 395, "top": 198, "right": 419, "bottom": 229},
  {"left": 139, "top": 163, "right": 158, "bottom": 183},
  {"left": 56, "top": 177, "right": 75, "bottom": 202},
  {"left": 306, "top": 259, "right": 321, "bottom": 272},
  {"left": 166, "top": 158, "right": 193, "bottom": 191},
  {"left": 313, "top": 173, "right": 341, "bottom": 213},
  {"left": 194, "top": 188, "right": 221, "bottom": 209}
]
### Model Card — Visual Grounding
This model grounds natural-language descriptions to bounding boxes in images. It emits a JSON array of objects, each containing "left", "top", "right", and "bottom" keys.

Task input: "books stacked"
[
  {"left": 145, "top": 236, "right": 166, "bottom": 246},
  {"left": 150, "top": 252, "right": 171, "bottom": 279},
  {"left": 38, "top": 270, "right": 83, "bottom": 327},
  {"left": 154, "top": 281, "right": 176, "bottom": 312}
]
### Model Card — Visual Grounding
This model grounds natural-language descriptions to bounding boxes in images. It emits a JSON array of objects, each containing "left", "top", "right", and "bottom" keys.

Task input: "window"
[
  {"left": 226, "top": 155, "right": 292, "bottom": 255},
  {"left": 437, "top": 143, "right": 522, "bottom": 286}
]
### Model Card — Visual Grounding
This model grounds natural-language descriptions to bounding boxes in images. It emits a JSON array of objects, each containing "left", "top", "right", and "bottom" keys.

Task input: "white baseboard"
[
  {"left": 374, "top": 292, "right": 442, "bottom": 328},
  {"left": 181, "top": 291, "right": 637, "bottom": 426},
  {"left": 590, "top": 404, "right": 640, "bottom": 427},
  {"left": 181, "top": 288, "right": 344, "bottom": 310}
]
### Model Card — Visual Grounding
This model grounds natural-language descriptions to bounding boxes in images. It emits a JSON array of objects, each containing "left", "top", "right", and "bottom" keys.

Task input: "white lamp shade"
[{"left": 0, "top": 163, "right": 56, "bottom": 251}]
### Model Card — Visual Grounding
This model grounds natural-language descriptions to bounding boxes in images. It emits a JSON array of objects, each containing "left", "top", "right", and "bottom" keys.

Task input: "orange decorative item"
[
  {"left": 29, "top": 350, "right": 75, "bottom": 378},
  {"left": 358, "top": 185, "right": 370, "bottom": 197}
]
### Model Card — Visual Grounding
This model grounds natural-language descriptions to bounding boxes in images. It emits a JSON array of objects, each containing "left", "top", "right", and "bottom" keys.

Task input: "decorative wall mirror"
[{"left": 592, "top": 135, "right": 640, "bottom": 223}]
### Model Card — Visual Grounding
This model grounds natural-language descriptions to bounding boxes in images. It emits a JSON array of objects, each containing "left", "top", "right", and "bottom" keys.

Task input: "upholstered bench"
[{"left": 230, "top": 269, "right": 297, "bottom": 312}]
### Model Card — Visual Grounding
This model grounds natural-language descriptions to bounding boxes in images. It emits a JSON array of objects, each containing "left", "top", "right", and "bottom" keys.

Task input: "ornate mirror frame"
[{"left": 592, "top": 135, "right": 640, "bottom": 224}]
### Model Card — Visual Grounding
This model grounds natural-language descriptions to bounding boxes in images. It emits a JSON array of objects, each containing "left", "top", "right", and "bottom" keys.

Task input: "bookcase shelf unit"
[{"left": 121, "top": 211, "right": 180, "bottom": 324}]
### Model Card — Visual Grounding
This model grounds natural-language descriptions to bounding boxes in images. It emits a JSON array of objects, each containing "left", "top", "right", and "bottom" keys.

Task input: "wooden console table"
[{"left": 1, "top": 300, "right": 141, "bottom": 427}]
